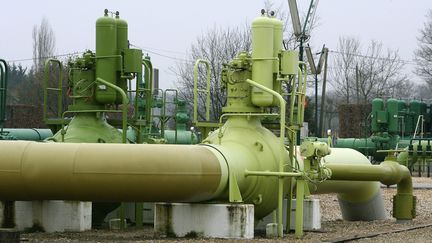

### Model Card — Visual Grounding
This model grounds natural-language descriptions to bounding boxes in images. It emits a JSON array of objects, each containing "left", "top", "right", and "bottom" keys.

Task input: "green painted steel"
[
  {"left": 1, "top": 128, "right": 53, "bottom": 141},
  {"left": 371, "top": 98, "right": 383, "bottom": 133},
  {"left": 0, "top": 59, "right": 7, "bottom": 130},
  {"left": 251, "top": 13, "right": 274, "bottom": 107},
  {"left": 387, "top": 98, "right": 399, "bottom": 134},
  {"left": 333, "top": 137, "right": 376, "bottom": 156},
  {"left": 51, "top": 113, "right": 123, "bottom": 143},
  {"left": 115, "top": 11, "right": 129, "bottom": 104},
  {"left": 270, "top": 16, "right": 283, "bottom": 106},
  {"left": 95, "top": 9, "right": 118, "bottom": 104},
  {"left": 0, "top": 10, "right": 416, "bottom": 239}
]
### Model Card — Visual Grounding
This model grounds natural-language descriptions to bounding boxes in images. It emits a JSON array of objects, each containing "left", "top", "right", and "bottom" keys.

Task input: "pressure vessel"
[
  {"left": 95, "top": 9, "right": 117, "bottom": 104},
  {"left": 115, "top": 12, "right": 128, "bottom": 104},
  {"left": 371, "top": 98, "right": 383, "bottom": 133},
  {"left": 270, "top": 16, "right": 283, "bottom": 106},
  {"left": 387, "top": 98, "right": 399, "bottom": 134},
  {"left": 251, "top": 14, "right": 274, "bottom": 107}
]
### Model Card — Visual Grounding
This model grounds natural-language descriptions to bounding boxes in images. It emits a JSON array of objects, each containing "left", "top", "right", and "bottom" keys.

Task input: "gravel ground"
[{"left": 21, "top": 177, "right": 432, "bottom": 243}]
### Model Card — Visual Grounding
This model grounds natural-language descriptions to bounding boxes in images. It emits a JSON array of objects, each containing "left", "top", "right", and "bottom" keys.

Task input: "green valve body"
[
  {"left": 251, "top": 15, "right": 274, "bottom": 107},
  {"left": 95, "top": 11, "right": 118, "bottom": 104}
]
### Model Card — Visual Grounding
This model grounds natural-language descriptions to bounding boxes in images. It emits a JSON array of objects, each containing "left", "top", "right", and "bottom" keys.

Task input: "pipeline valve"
[{"left": 300, "top": 141, "right": 332, "bottom": 183}]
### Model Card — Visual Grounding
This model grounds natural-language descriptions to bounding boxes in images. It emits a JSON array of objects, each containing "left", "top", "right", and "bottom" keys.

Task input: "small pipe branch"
[{"left": 326, "top": 160, "right": 415, "bottom": 220}]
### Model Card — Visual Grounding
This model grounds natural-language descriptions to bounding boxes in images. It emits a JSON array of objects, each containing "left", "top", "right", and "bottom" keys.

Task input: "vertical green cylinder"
[
  {"left": 95, "top": 9, "right": 117, "bottom": 104},
  {"left": 371, "top": 98, "right": 383, "bottom": 133},
  {"left": 271, "top": 17, "right": 283, "bottom": 106},
  {"left": 251, "top": 15, "right": 274, "bottom": 107},
  {"left": 387, "top": 98, "right": 399, "bottom": 134},
  {"left": 115, "top": 12, "right": 128, "bottom": 104},
  {"left": 408, "top": 100, "right": 421, "bottom": 134}
]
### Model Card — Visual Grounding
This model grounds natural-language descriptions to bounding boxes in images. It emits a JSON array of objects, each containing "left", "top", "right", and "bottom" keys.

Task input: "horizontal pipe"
[
  {"left": 0, "top": 141, "right": 228, "bottom": 202},
  {"left": 326, "top": 158, "right": 414, "bottom": 220},
  {"left": 245, "top": 170, "right": 302, "bottom": 177},
  {"left": 1, "top": 128, "right": 53, "bottom": 141},
  {"left": 312, "top": 148, "right": 386, "bottom": 221}
]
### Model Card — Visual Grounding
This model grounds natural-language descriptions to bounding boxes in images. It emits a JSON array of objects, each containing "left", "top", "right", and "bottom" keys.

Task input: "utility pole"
[
  {"left": 355, "top": 64, "right": 360, "bottom": 104},
  {"left": 318, "top": 48, "right": 328, "bottom": 137}
]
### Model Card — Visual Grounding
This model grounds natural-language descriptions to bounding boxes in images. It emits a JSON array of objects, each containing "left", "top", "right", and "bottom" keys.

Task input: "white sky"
[{"left": 1, "top": 0, "right": 431, "bottom": 89}]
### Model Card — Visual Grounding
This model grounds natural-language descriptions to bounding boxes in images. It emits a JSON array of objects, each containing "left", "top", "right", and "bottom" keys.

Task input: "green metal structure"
[
  {"left": 0, "top": 9, "right": 416, "bottom": 239},
  {"left": 329, "top": 98, "right": 427, "bottom": 162}
]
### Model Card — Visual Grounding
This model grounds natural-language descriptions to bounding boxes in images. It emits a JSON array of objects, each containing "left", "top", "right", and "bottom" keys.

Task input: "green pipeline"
[
  {"left": 316, "top": 149, "right": 415, "bottom": 220},
  {"left": 0, "top": 117, "right": 284, "bottom": 219},
  {"left": 1, "top": 128, "right": 53, "bottom": 141}
]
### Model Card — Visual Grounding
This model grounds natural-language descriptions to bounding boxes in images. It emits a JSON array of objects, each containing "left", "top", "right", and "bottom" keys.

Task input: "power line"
[
  {"left": 8, "top": 51, "right": 85, "bottom": 63},
  {"left": 129, "top": 43, "right": 194, "bottom": 64},
  {"left": 328, "top": 49, "right": 416, "bottom": 65}
]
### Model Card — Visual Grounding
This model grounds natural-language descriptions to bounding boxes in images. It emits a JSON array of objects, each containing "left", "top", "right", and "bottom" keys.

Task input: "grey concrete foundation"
[
  {"left": 0, "top": 201, "right": 91, "bottom": 232},
  {"left": 155, "top": 203, "right": 254, "bottom": 239},
  {"left": 256, "top": 198, "right": 321, "bottom": 231}
]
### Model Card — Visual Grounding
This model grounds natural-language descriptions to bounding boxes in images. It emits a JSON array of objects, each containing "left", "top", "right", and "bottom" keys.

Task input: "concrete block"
[
  {"left": 0, "top": 200, "right": 91, "bottom": 232},
  {"left": 155, "top": 203, "right": 254, "bottom": 239},
  {"left": 109, "top": 218, "right": 127, "bottom": 230},
  {"left": 256, "top": 198, "right": 321, "bottom": 231},
  {"left": 265, "top": 223, "right": 278, "bottom": 238},
  {"left": 35, "top": 200, "right": 92, "bottom": 232}
]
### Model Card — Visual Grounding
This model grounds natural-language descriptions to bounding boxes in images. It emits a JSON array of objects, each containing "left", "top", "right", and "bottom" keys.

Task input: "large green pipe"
[
  {"left": 0, "top": 141, "right": 228, "bottom": 202},
  {"left": 0, "top": 117, "right": 284, "bottom": 219}
]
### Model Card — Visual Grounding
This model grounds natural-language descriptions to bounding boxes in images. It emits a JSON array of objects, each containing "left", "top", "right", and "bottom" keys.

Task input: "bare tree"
[
  {"left": 415, "top": 10, "right": 432, "bottom": 89},
  {"left": 330, "top": 37, "right": 360, "bottom": 103},
  {"left": 17, "top": 17, "right": 59, "bottom": 113},
  {"left": 330, "top": 36, "right": 411, "bottom": 104},
  {"left": 32, "top": 17, "right": 56, "bottom": 72},
  {"left": 173, "top": 25, "right": 251, "bottom": 121}
]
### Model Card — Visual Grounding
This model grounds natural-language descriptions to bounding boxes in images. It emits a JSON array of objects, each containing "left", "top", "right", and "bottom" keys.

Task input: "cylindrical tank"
[
  {"left": 251, "top": 14, "right": 274, "bottom": 107},
  {"left": 95, "top": 9, "right": 118, "bottom": 104},
  {"left": 371, "top": 98, "right": 384, "bottom": 133},
  {"left": 387, "top": 98, "right": 399, "bottom": 134},
  {"left": 408, "top": 100, "right": 421, "bottom": 135},
  {"left": 115, "top": 12, "right": 128, "bottom": 104},
  {"left": 270, "top": 16, "right": 283, "bottom": 106}
]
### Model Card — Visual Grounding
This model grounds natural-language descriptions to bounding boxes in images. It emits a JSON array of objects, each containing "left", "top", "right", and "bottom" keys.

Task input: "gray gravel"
[{"left": 22, "top": 177, "right": 432, "bottom": 242}]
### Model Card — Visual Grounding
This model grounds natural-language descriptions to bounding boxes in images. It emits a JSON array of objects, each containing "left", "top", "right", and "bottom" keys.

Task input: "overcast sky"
[{"left": 1, "top": 0, "right": 431, "bottom": 89}]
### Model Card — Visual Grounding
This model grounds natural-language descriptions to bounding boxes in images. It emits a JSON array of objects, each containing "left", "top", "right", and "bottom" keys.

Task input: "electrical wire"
[{"left": 328, "top": 49, "right": 417, "bottom": 65}]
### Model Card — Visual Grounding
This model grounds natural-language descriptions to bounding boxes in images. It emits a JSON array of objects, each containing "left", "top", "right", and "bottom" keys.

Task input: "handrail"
[
  {"left": 0, "top": 59, "right": 7, "bottom": 131},
  {"left": 245, "top": 78, "right": 287, "bottom": 237},
  {"left": 43, "top": 59, "right": 63, "bottom": 122},
  {"left": 193, "top": 59, "right": 211, "bottom": 123}
]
